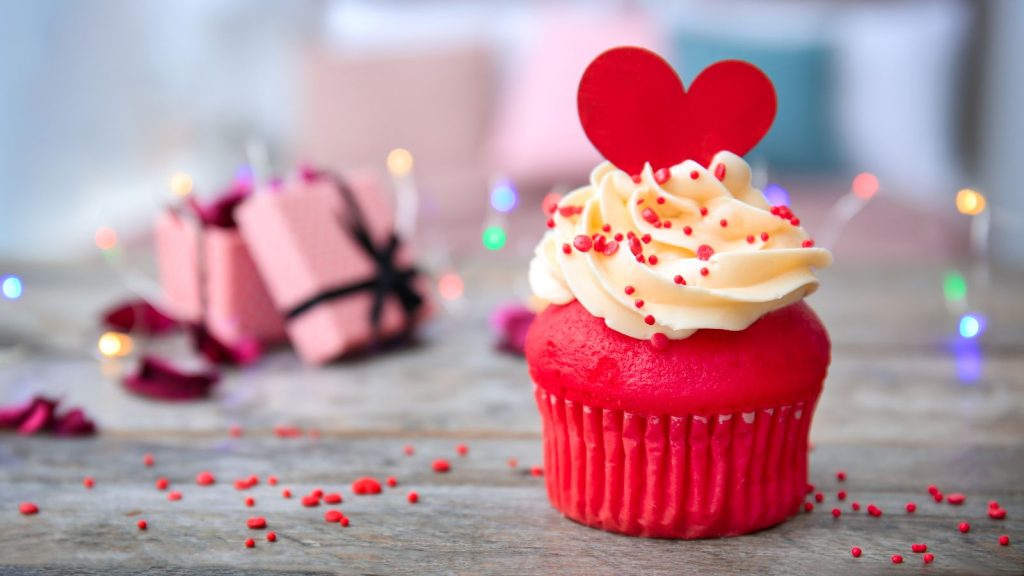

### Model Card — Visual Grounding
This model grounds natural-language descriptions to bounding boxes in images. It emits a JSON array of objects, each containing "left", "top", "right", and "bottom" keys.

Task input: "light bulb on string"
[
  {"left": 958, "top": 313, "right": 985, "bottom": 339},
  {"left": 490, "top": 179, "right": 518, "bottom": 213},
  {"left": 1, "top": 276, "right": 23, "bottom": 300},
  {"left": 482, "top": 225, "right": 507, "bottom": 251},
  {"left": 98, "top": 331, "right": 133, "bottom": 358},
  {"left": 956, "top": 188, "right": 986, "bottom": 216}
]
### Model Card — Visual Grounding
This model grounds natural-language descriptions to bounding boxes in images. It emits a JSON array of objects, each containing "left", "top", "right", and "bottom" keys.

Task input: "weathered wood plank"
[{"left": 0, "top": 438, "right": 1020, "bottom": 575}]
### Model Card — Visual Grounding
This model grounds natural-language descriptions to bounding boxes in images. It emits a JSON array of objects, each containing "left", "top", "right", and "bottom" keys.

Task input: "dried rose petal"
[
  {"left": 102, "top": 299, "right": 178, "bottom": 335},
  {"left": 53, "top": 408, "right": 97, "bottom": 436},
  {"left": 190, "top": 325, "right": 261, "bottom": 366},
  {"left": 490, "top": 303, "right": 536, "bottom": 356},
  {"left": 189, "top": 183, "right": 251, "bottom": 228},
  {"left": 17, "top": 398, "right": 57, "bottom": 435},
  {"left": 123, "top": 355, "right": 220, "bottom": 401},
  {"left": 0, "top": 397, "right": 42, "bottom": 429}
]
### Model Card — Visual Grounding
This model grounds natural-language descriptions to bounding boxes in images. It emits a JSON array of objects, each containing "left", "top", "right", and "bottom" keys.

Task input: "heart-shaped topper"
[{"left": 578, "top": 46, "right": 776, "bottom": 174}]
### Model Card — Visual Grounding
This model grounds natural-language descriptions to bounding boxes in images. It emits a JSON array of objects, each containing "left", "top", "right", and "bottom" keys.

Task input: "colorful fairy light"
[
  {"left": 482, "top": 226, "right": 507, "bottom": 251},
  {"left": 170, "top": 172, "right": 194, "bottom": 197},
  {"left": 437, "top": 273, "right": 465, "bottom": 301},
  {"left": 97, "top": 331, "right": 133, "bottom": 358},
  {"left": 943, "top": 270, "right": 967, "bottom": 302},
  {"left": 956, "top": 188, "right": 986, "bottom": 216},
  {"left": 851, "top": 172, "right": 879, "bottom": 200},
  {"left": 958, "top": 314, "right": 985, "bottom": 339},
  {"left": 1, "top": 276, "right": 22, "bottom": 300},
  {"left": 762, "top": 183, "right": 790, "bottom": 207},
  {"left": 94, "top": 227, "right": 118, "bottom": 251},
  {"left": 387, "top": 148, "right": 414, "bottom": 176},
  {"left": 490, "top": 180, "right": 518, "bottom": 213}
]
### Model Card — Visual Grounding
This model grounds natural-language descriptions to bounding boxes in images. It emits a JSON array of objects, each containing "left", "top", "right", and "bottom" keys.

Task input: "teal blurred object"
[{"left": 672, "top": 34, "right": 840, "bottom": 173}]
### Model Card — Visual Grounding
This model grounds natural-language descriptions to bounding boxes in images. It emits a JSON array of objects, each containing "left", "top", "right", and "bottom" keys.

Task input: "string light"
[
  {"left": 762, "top": 183, "right": 790, "bottom": 207},
  {"left": 482, "top": 226, "right": 507, "bottom": 251},
  {"left": 387, "top": 148, "right": 414, "bottom": 176},
  {"left": 958, "top": 314, "right": 984, "bottom": 339},
  {"left": 98, "top": 331, "right": 133, "bottom": 358},
  {"left": 94, "top": 227, "right": 118, "bottom": 251},
  {"left": 852, "top": 172, "right": 879, "bottom": 200},
  {"left": 490, "top": 180, "right": 518, "bottom": 213},
  {"left": 1, "top": 276, "right": 23, "bottom": 300},
  {"left": 438, "top": 273, "right": 464, "bottom": 301},
  {"left": 943, "top": 270, "right": 967, "bottom": 302},
  {"left": 955, "top": 188, "right": 986, "bottom": 215},
  {"left": 170, "top": 172, "right": 194, "bottom": 197}
]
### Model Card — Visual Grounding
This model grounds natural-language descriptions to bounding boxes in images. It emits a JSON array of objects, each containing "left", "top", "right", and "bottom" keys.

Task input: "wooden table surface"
[{"left": 1, "top": 259, "right": 1022, "bottom": 575}]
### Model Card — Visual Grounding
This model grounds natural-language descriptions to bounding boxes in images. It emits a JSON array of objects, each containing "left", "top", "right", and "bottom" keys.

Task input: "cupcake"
[{"left": 524, "top": 47, "right": 833, "bottom": 538}]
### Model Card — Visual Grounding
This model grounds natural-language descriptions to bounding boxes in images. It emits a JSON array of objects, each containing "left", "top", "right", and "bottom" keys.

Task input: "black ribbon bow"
[{"left": 284, "top": 172, "right": 424, "bottom": 337}]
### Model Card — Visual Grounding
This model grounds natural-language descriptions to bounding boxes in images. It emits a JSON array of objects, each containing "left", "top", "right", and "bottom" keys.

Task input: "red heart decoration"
[{"left": 578, "top": 46, "right": 776, "bottom": 174}]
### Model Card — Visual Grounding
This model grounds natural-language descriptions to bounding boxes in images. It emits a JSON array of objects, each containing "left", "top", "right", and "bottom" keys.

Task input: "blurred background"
[{"left": 1, "top": 0, "right": 1022, "bottom": 266}]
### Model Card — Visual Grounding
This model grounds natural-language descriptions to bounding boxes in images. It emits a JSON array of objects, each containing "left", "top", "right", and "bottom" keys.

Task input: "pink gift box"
[
  {"left": 153, "top": 210, "right": 287, "bottom": 346},
  {"left": 237, "top": 171, "right": 430, "bottom": 364}
]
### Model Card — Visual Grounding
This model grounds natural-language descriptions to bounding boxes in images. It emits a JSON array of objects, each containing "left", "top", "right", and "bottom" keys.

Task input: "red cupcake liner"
[{"left": 534, "top": 385, "right": 818, "bottom": 539}]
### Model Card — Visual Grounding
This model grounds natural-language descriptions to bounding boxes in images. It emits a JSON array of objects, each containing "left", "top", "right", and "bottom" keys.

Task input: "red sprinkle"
[
  {"left": 719, "top": 219, "right": 728, "bottom": 227},
  {"left": 404, "top": 444, "right": 415, "bottom": 456},
  {"left": 989, "top": 507, "right": 1007, "bottom": 520},
  {"left": 323, "top": 493, "right": 342, "bottom": 504},
  {"left": 546, "top": 218, "right": 554, "bottom": 228},
  {"left": 946, "top": 493, "right": 965, "bottom": 505},
  {"left": 573, "top": 235, "right": 593, "bottom": 252},
  {"left": 689, "top": 170, "right": 699, "bottom": 180},
  {"left": 650, "top": 333, "right": 669, "bottom": 351},
  {"left": 324, "top": 510, "right": 343, "bottom": 523},
  {"left": 815, "top": 492, "right": 824, "bottom": 503},
  {"left": 989, "top": 500, "right": 1000, "bottom": 509},
  {"left": 648, "top": 255, "right": 659, "bottom": 265},
  {"left": 641, "top": 208, "right": 659, "bottom": 224},
  {"left": 673, "top": 275, "right": 686, "bottom": 285},
  {"left": 831, "top": 508, "right": 841, "bottom": 518},
  {"left": 19, "top": 502, "right": 38, "bottom": 515},
  {"left": 760, "top": 232, "right": 769, "bottom": 242},
  {"left": 282, "top": 489, "right": 292, "bottom": 499},
  {"left": 167, "top": 491, "right": 182, "bottom": 501},
  {"left": 266, "top": 532, "right": 277, "bottom": 542},
  {"left": 195, "top": 471, "right": 215, "bottom": 486},
  {"left": 247, "top": 517, "right": 267, "bottom": 530},
  {"left": 802, "top": 239, "right": 815, "bottom": 248},
  {"left": 803, "top": 502, "right": 814, "bottom": 513},
  {"left": 656, "top": 196, "right": 666, "bottom": 205},
  {"left": 432, "top": 459, "right": 451, "bottom": 474},
  {"left": 806, "top": 484, "right": 815, "bottom": 494},
  {"left": 530, "top": 466, "right": 544, "bottom": 476},
  {"left": 837, "top": 490, "right": 847, "bottom": 501},
  {"left": 891, "top": 555, "right": 903, "bottom": 565},
  {"left": 634, "top": 299, "right": 644, "bottom": 309},
  {"left": 867, "top": 505, "right": 882, "bottom": 517},
  {"left": 852, "top": 502, "right": 861, "bottom": 511},
  {"left": 353, "top": 476, "right": 384, "bottom": 494},
  {"left": 245, "top": 497, "right": 255, "bottom": 507},
  {"left": 561, "top": 243, "right": 572, "bottom": 255},
  {"left": 791, "top": 217, "right": 800, "bottom": 226},
  {"left": 654, "top": 168, "right": 671, "bottom": 184},
  {"left": 301, "top": 494, "right": 320, "bottom": 507},
  {"left": 999, "top": 535, "right": 1010, "bottom": 546},
  {"left": 696, "top": 244, "right": 715, "bottom": 261},
  {"left": 714, "top": 164, "right": 726, "bottom": 181},
  {"left": 746, "top": 235, "right": 755, "bottom": 244},
  {"left": 700, "top": 268, "right": 709, "bottom": 277},
  {"left": 83, "top": 476, "right": 95, "bottom": 489},
  {"left": 155, "top": 477, "right": 168, "bottom": 491},
  {"left": 602, "top": 240, "right": 619, "bottom": 256},
  {"left": 906, "top": 502, "right": 917, "bottom": 513},
  {"left": 137, "top": 519, "right": 147, "bottom": 530},
  {"left": 624, "top": 286, "right": 635, "bottom": 295},
  {"left": 456, "top": 444, "right": 469, "bottom": 457},
  {"left": 614, "top": 232, "right": 624, "bottom": 241},
  {"left": 958, "top": 521, "right": 970, "bottom": 533},
  {"left": 340, "top": 517, "right": 350, "bottom": 527},
  {"left": 507, "top": 458, "right": 518, "bottom": 468},
  {"left": 699, "top": 207, "right": 708, "bottom": 217},
  {"left": 408, "top": 491, "right": 420, "bottom": 504},
  {"left": 927, "top": 485, "right": 939, "bottom": 495},
  {"left": 602, "top": 224, "right": 611, "bottom": 232},
  {"left": 631, "top": 174, "right": 642, "bottom": 184},
  {"left": 641, "top": 233, "right": 652, "bottom": 244},
  {"left": 663, "top": 221, "right": 672, "bottom": 228},
  {"left": 244, "top": 538, "right": 255, "bottom": 549},
  {"left": 229, "top": 424, "right": 242, "bottom": 437},
  {"left": 312, "top": 489, "right": 323, "bottom": 499},
  {"left": 683, "top": 226, "right": 693, "bottom": 236},
  {"left": 933, "top": 491, "right": 944, "bottom": 502},
  {"left": 836, "top": 470, "right": 846, "bottom": 482},
  {"left": 387, "top": 476, "right": 398, "bottom": 488},
  {"left": 644, "top": 315, "right": 655, "bottom": 326},
  {"left": 143, "top": 454, "right": 155, "bottom": 467},
  {"left": 850, "top": 547, "right": 862, "bottom": 558},
  {"left": 923, "top": 553, "right": 935, "bottom": 564},
  {"left": 911, "top": 543, "right": 927, "bottom": 553},
  {"left": 267, "top": 475, "right": 278, "bottom": 486}
]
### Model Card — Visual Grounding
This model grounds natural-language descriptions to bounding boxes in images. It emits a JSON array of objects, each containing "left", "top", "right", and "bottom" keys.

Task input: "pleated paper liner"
[{"left": 534, "top": 385, "right": 818, "bottom": 539}]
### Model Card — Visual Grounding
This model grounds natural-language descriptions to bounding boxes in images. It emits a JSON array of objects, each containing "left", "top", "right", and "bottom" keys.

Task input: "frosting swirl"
[{"left": 529, "top": 151, "right": 832, "bottom": 340}]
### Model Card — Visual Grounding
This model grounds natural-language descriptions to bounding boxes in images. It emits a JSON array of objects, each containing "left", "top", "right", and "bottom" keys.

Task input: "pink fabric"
[
  {"left": 535, "top": 386, "right": 816, "bottom": 538},
  {"left": 153, "top": 210, "right": 287, "bottom": 345},
  {"left": 237, "top": 172, "right": 429, "bottom": 364}
]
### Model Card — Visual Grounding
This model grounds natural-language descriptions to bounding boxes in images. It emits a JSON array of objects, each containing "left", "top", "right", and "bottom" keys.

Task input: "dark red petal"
[
  {"left": 190, "top": 325, "right": 261, "bottom": 366},
  {"left": 123, "top": 355, "right": 220, "bottom": 401},
  {"left": 102, "top": 299, "right": 178, "bottom": 335},
  {"left": 53, "top": 408, "right": 97, "bottom": 436},
  {"left": 490, "top": 303, "right": 536, "bottom": 356},
  {"left": 17, "top": 398, "right": 58, "bottom": 435}
]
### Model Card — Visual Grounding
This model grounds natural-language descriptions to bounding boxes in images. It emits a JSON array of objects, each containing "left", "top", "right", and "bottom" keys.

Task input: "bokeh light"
[
  {"left": 387, "top": 148, "right": 414, "bottom": 176},
  {"left": 942, "top": 270, "right": 967, "bottom": 302},
  {"left": 1, "top": 276, "right": 23, "bottom": 300},
  {"left": 955, "top": 188, "right": 986, "bottom": 215},
  {"left": 170, "top": 172, "right": 194, "bottom": 197},
  {"left": 541, "top": 192, "right": 562, "bottom": 216},
  {"left": 852, "top": 172, "right": 879, "bottom": 200},
  {"left": 98, "top": 331, "right": 133, "bottom": 358},
  {"left": 958, "top": 314, "right": 985, "bottom": 339},
  {"left": 762, "top": 183, "right": 790, "bottom": 207},
  {"left": 490, "top": 180, "right": 518, "bottom": 213},
  {"left": 438, "top": 273, "right": 465, "bottom": 301},
  {"left": 94, "top": 227, "right": 118, "bottom": 251},
  {"left": 955, "top": 343, "right": 982, "bottom": 383},
  {"left": 482, "top": 226, "right": 507, "bottom": 251}
]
